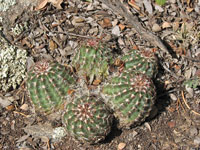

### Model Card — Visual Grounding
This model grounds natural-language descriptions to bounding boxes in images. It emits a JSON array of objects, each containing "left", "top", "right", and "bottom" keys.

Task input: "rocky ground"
[{"left": 0, "top": 0, "right": 200, "bottom": 149}]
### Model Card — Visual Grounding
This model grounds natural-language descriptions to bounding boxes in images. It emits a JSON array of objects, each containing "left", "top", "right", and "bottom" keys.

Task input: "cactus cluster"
[{"left": 26, "top": 40, "right": 157, "bottom": 144}]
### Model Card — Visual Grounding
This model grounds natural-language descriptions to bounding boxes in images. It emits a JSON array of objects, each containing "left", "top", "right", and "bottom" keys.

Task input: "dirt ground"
[{"left": 1, "top": 0, "right": 200, "bottom": 150}]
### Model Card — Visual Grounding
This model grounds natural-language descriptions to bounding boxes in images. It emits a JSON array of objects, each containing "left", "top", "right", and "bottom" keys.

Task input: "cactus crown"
[
  {"left": 121, "top": 49, "right": 157, "bottom": 78},
  {"left": 27, "top": 60, "right": 75, "bottom": 113},
  {"left": 32, "top": 60, "right": 51, "bottom": 75},
  {"left": 72, "top": 42, "right": 111, "bottom": 84},
  {"left": 62, "top": 95, "right": 113, "bottom": 143},
  {"left": 102, "top": 70, "right": 155, "bottom": 128}
]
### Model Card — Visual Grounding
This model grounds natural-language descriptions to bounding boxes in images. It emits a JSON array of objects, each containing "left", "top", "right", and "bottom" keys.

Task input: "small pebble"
[
  {"left": 194, "top": 136, "right": 200, "bottom": 145},
  {"left": 190, "top": 127, "right": 198, "bottom": 137},
  {"left": 169, "top": 94, "right": 177, "bottom": 101},
  {"left": 112, "top": 26, "right": 120, "bottom": 36},
  {"left": 167, "top": 121, "right": 175, "bottom": 128},
  {"left": 118, "top": 143, "right": 126, "bottom": 150},
  {"left": 169, "top": 0, "right": 176, "bottom": 3}
]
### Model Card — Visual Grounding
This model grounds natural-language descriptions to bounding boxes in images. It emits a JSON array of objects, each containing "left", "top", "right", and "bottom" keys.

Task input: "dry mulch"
[{"left": 1, "top": 0, "right": 200, "bottom": 149}]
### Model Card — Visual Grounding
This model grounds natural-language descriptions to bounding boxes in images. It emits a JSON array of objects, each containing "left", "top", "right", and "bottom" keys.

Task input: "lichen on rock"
[
  {"left": 11, "top": 22, "right": 28, "bottom": 36},
  {"left": 0, "top": 0, "right": 16, "bottom": 12},
  {"left": 0, "top": 35, "right": 27, "bottom": 92}
]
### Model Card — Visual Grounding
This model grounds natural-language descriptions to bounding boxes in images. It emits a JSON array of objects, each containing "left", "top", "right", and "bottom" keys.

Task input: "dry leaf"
[
  {"left": 152, "top": 23, "right": 161, "bottom": 32},
  {"left": 143, "top": 0, "right": 153, "bottom": 14},
  {"left": 6, "top": 105, "right": 15, "bottom": 111},
  {"left": 23, "top": 124, "right": 66, "bottom": 141},
  {"left": 172, "top": 22, "right": 180, "bottom": 31},
  {"left": 35, "top": 0, "right": 63, "bottom": 10},
  {"left": 128, "top": 0, "right": 140, "bottom": 11},
  {"left": 118, "top": 23, "right": 125, "bottom": 31},
  {"left": 118, "top": 143, "right": 126, "bottom": 150},
  {"left": 35, "top": 0, "right": 48, "bottom": 10},
  {"left": 23, "top": 123, "right": 54, "bottom": 138},
  {"left": 0, "top": 95, "right": 18, "bottom": 108},
  {"left": 99, "top": 18, "right": 112, "bottom": 28},
  {"left": 20, "top": 104, "right": 29, "bottom": 111},
  {"left": 187, "top": 7, "right": 194, "bottom": 12},
  {"left": 48, "top": 0, "right": 63, "bottom": 9},
  {"left": 167, "top": 121, "right": 175, "bottom": 128},
  {"left": 67, "top": 89, "right": 75, "bottom": 95},
  {"left": 93, "top": 79, "right": 101, "bottom": 85},
  {"left": 162, "top": 22, "right": 171, "bottom": 29},
  {"left": 49, "top": 40, "right": 57, "bottom": 51}
]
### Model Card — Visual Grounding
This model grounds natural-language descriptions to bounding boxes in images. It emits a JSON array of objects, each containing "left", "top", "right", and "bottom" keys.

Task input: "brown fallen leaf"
[
  {"left": 99, "top": 18, "right": 112, "bottom": 28},
  {"left": 6, "top": 105, "right": 15, "bottom": 111},
  {"left": 48, "top": 0, "right": 63, "bottom": 9},
  {"left": 20, "top": 104, "right": 29, "bottom": 111},
  {"left": 67, "top": 89, "right": 75, "bottom": 95},
  {"left": 118, "top": 143, "right": 126, "bottom": 150},
  {"left": 167, "top": 121, "right": 176, "bottom": 128},
  {"left": 93, "top": 79, "right": 101, "bottom": 86},
  {"left": 186, "top": 7, "right": 193, "bottom": 12},
  {"left": 35, "top": 0, "right": 48, "bottom": 10},
  {"left": 49, "top": 39, "right": 57, "bottom": 51},
  {"left": 128, "top": 0, "right": 140, "bottom": 11},
  {"left": 162, "top": 22, "right": 171, "bottom": 29},
  {"left": 35, "top": 0, "right": 63, "bottom": 10},
  {"left": 118, "top": 23, "right": 126, "bottom": 31}
]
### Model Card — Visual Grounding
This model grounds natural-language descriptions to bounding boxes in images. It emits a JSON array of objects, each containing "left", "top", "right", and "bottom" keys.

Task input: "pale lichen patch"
[
  {"left": 11, "top": 22, "right": 28, "bottom": 36},
  {"left": 0, "top": 0, "right": 16, "bottom": 12},
  {"left": 0, "top": 35, "right": 27, "bottom": 92}
]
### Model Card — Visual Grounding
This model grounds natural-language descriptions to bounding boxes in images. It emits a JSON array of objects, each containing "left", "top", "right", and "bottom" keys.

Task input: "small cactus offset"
[
  {"left": 121, "top": 49, "right": 157, "bottom": 78},
  {"left": 27, "top": 60, "right": 75, "bottom": 113},
  {"left": 102, "top": 70, "right": 156, "bottom": 128},
  {"left": 62, "top": 95, "right": 113, "bottom": 144},
  {"left": 72, "top": 42, "right": 111, "bottom": 84}
]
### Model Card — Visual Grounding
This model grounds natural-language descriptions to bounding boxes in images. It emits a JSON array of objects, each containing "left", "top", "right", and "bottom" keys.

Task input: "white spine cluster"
[{"left": 0, "top": 35, "right": 27, "bottom": 92}]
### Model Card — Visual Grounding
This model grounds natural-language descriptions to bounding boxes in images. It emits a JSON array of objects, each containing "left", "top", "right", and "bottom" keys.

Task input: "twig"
[
  {"left": 181, "top": 91, "right": 200, "bottom": 116},
  {"left": 177, "top": 97, "right": 186, "bottom": 114},
  {"left": 13, "top": 111, "right": 29, "bottom": 117},
  {"left": 98, "top": 0, "right": 169, "bottom": 54},
  {"left": 183, "top": 56, "right": 200, "bottom": 62},
  {"left": 161, "top": 63, "right": 180, "bottom": 79},
  {"left": 52, "top": 31, "right": 95, "bottom": 39}
]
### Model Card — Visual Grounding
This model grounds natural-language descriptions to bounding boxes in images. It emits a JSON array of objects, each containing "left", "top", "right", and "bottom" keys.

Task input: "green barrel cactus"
[
  {"left": 72, "top": 44, "right": 111, "bottom": 84},
  {"left": 27, "top": 60, "right": 75, "bottom": 113},
  {"left": 62, "top": 95, "right": 113, "bottom": 144},
  {"left": 121, "top": 49, "right": 157, "bottom": 78},
  {"left": 102, "top": 70, "right": 156, "bottom": 128}
]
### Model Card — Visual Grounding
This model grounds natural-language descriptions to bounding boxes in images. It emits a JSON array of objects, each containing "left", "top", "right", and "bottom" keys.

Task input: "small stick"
[
  {"left": 181, "top": 91, "right": 200, "bottom": 116},
  {"left": 52, "top": 31, "right": 95, "bottom": 39},
  {"left": 13, "top": 111, "right": 29, "bottom": 117},
  {"left": 177, "top": 97, "right": 186, "bottom": 113}
]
